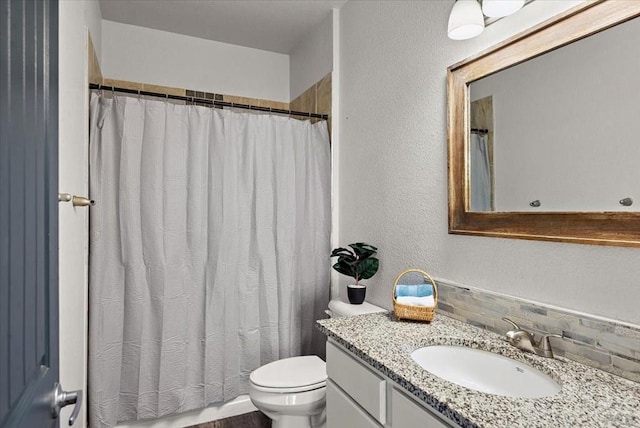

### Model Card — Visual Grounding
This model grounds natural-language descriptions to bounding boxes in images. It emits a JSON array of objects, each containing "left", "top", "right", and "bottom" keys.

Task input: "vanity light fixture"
[
  {"left": 482, "top": 0, "right": 525, "bottom": 18},
  {"left": 448, "top": 0, "right": 526, "bottom": 40},
  {"left": 447, "top": 0, "right": 485, "bottom": 40}
]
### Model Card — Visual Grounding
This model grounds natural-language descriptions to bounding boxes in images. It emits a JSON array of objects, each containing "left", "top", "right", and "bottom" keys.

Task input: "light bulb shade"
[
  {"left": 481, "top": 0, "right": 525, "bottom": 18},
  {"left": 448, "top": 0, "right": 485, "bottom": 40}
]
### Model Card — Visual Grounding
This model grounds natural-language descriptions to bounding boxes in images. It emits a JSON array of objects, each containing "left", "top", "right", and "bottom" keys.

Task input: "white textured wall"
[
  {"left": 289, "top": 11, "right": 333, "bottom": 100},
  {"left": 59, "top": 1, "right": 102, "bottom": 426},
  {"left": 101, "top": 20, "right": 290, "bottom": 102},
  {"left": 85, "top": 0, "right": 102, "bottom": 59},
  {"left": 337, "top": 0, "right": 640, "bottom": 325},
  {"left": 471, "top": 17, "right": 640, "bottom": 212}
]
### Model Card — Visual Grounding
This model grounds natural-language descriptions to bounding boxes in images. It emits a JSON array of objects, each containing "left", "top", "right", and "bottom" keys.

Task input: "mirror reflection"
[{"left": 468, "top": 16, "right": 640, "bottom": 212}]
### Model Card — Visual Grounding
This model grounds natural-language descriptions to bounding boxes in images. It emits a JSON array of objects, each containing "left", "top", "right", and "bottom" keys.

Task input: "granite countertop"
[{"left": 317, "top": 312, "right": 640, "bottom": 428}]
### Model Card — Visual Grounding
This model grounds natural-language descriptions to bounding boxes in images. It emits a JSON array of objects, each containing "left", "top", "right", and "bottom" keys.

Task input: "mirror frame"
[{"left": 447, "top": 0, "right": 640, "bottom": 248}]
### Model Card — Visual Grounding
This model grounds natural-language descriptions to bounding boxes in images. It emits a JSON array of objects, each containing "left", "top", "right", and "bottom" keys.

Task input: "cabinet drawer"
[
  {"left": 391, "top": 388, "right": 451, "bottom": 428},
  {"left": 327, "top": 380, "right": 382, "bottom": 428},
  {"left": 326, "top": 341, "right": 386, "bottom": 424}
]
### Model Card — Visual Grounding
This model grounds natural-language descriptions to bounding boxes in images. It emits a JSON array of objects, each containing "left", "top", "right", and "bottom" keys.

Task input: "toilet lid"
[{"left": 250, "top": 356, "right": 327, "bottom": 389}]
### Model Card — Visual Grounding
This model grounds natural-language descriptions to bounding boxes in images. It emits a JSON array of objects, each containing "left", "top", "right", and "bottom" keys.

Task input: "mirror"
[
  {"left": 448, "top": 1, "right": 640, "bottom": 247},
  {"left": 469, "top": 16, "right": 639, "bottom": 213}
]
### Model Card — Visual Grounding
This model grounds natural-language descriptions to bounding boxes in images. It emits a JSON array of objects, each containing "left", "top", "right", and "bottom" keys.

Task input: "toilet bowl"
[
  {"left": 249, "top": 355, "right": 327, "bottom": 428},
  {"left": 249, "top": 299, "right": 385, "bottom": 428}
]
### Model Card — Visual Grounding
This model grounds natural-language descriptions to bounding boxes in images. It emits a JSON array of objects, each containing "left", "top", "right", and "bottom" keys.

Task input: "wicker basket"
[{"left": 392, "top": 269, "right": 438, "bottom": 322}]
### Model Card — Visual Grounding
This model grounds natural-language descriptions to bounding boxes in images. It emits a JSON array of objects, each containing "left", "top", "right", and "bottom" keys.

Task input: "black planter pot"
[{"left": 347, "top": 285, "right": 366, "bottom": 305}]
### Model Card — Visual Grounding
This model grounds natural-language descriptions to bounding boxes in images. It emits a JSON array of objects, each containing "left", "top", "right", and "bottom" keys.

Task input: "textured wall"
[
  {"left": 290, "top": 12, "right": 333, "bottom": 101},
  {"left": 337, "top": 0, "right": 640, "bottom": 326},
  {"left": 59, "top": 1, "right": 103, "bottom": 426},
  {"left": 101, "top": 20, "right": 290, "bottom": 103}
]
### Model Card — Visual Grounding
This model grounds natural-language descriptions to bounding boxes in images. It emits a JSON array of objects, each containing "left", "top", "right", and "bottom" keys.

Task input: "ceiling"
[{"left": 99, "top": 0, "right": 347, "bottom": 55}]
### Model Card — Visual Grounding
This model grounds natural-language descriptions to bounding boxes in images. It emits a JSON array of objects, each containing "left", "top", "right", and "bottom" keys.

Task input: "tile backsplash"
[
  {"left": 289, "top": 73, "right": 332, "bottom": 131},
  {"left": 435, "top": 279, "right": 640, "bottom": 383}
]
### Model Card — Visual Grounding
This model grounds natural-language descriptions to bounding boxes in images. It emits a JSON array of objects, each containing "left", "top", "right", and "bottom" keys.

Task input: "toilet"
[{"left": 248, "top": 297, "right": 385, "bottom": 428}]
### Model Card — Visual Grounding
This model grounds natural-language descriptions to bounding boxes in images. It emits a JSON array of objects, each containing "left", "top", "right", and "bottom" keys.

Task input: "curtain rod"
[{"left": 89, "top": 83, "right": 329, "bottom": 120}]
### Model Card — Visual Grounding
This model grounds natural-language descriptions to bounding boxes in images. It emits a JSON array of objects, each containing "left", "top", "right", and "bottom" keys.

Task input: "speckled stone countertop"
[{"left": 317, "top": 312, "right": 640, "bottom": 428}]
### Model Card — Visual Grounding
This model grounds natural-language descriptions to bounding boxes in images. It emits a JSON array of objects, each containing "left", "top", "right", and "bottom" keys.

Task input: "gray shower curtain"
[
  {"left": 470, "top": 132, "right": 492, "bottom": 211},
  {"left": 88, "top": 94, "right": 331, "bottom": 427}
]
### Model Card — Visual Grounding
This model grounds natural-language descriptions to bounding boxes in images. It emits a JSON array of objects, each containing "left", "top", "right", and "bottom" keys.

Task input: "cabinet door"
[
  {"left": 327, "top": 381, "right": 382, "bottom": 428},
  {"left": 391, "top": 388, "right": 450, "bottom": 428},
  {"left": 326, "top": 341, "right": 386, "bottom": 424}
]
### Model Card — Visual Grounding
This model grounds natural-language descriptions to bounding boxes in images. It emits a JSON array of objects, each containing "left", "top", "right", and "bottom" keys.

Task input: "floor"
[{"left": 189, "top": 411, "right": 270, "bottom": 428}]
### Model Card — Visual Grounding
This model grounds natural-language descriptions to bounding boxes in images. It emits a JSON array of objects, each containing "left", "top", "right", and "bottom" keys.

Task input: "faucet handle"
[
  {"left": 537, "top": 333, "right": 563, "bottom": 358},
  {"left": 502, "top": 317, "right": 521, "bottom": 330}
]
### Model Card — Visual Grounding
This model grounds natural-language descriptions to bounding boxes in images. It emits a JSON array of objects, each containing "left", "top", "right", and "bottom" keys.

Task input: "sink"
[{"left": 411, "top": 345, "right": 561, "bottom": 398}]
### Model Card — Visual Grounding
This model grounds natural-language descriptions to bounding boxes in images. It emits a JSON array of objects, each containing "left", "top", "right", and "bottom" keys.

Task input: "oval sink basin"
[{"left": 411, "top": 345, "right": 561, "bottom": 398}]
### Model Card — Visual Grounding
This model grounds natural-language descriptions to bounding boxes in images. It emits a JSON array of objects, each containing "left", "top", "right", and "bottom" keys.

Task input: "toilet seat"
[
  {"left": 250, "top": 380, "right": 326, "bottom": 394},
  {"left": 250, "top": 355, "right": 327, "bottom": 392}
]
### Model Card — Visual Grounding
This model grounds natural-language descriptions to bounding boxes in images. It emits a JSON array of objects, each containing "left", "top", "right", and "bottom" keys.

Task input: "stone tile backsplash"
[{"left": 435, "top": 279, "right": 640, "bottom": 383}]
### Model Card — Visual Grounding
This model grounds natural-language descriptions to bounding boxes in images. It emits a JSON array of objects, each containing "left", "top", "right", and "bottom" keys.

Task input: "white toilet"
[{"left": 248, "top": 297, "right": 385, "bottom": 428}]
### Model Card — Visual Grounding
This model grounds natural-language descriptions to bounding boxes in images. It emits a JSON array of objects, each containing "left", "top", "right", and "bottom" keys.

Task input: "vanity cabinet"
[
  {"left": 390, "top": 388, "right": 450, "bottom": 427},
  {"left": 327, "top": 381, "right": 382, "bottom": 428},
  {"left": 326, "top": 341, "right": 453, "bottom": 428}
]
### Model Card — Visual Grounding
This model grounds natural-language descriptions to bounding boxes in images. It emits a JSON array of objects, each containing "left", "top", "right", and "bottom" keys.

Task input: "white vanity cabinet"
[
  {"left": 390, "top": 387, "right": 452, "bottom": 427},
  {"left": 326, "top": 341, "right": 454, "bottom": 428}
]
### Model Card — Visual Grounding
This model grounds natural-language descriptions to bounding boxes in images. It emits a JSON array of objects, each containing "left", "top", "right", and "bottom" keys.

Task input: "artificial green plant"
[{"left": 330, "top": 243, "right": 379, "bottom": 285}]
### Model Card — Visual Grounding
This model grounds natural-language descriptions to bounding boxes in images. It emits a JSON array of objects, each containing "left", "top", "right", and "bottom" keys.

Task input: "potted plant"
[{"left": 330, "top": 243, "right": 379, "bottom": 304}]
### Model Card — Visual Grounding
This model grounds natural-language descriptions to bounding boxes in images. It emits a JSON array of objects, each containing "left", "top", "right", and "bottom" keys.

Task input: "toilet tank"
[{"left": 327, "top": 297, "right": 386, "bottom": 318}]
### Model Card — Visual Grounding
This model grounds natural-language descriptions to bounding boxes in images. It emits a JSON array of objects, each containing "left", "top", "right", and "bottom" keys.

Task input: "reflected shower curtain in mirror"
[
  {"left": 88, "top": 94, "right": 331, "bottom": 427},
  {"left": 470, "top": 132, "right": 492, "bottom": 211}
]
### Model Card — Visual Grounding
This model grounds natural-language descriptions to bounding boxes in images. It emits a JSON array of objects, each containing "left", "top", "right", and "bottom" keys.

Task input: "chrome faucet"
[{"left": 502, "top": 318, "right": 562, "bottom": 358}]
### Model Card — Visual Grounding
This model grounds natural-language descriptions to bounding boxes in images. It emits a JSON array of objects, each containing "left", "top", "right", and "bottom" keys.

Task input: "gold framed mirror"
[{"left": 447, "top": 0, "right": 640, "bottom": 247}]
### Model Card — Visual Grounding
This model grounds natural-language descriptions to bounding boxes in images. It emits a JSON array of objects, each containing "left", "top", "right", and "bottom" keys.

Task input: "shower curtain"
[
  {"left": 88, "top": 94, "right": 331, "bottom": 427},
  {"left": 470, "top": 132, "right": 492, "bottom": 211}
]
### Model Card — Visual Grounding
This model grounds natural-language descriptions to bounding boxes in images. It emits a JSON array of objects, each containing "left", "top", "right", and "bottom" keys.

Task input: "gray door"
[{"left": 1, "top": 0, "right": 61, "bottom": 426}]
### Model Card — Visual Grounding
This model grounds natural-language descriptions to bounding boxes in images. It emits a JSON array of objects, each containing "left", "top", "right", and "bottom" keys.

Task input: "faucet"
[{"left": 502, "top": 318, "right": 562, "bottom": 358}]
